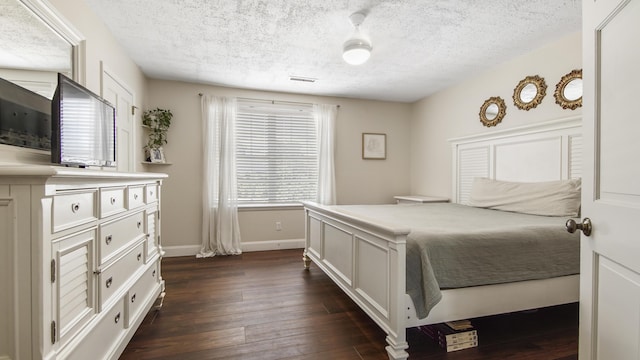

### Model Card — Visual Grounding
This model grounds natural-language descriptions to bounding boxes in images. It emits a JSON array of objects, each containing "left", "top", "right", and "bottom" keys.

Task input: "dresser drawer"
[
  {"left": 100, "top": 187, "right": 126, "bottom": 218},
  {"left": 126, "top": 261, "right": 160, "bottom": 328},
  {"left": 98, "top": 241, "right": 145, "bottom": 309},
  {"left": 52, "top": 190, "right": 97, "bottom": 233},
  {"left": 99, "top": 211, "right": 145, "bottom": 264},
  {"left": 128, "top": 185, "right": 145, "bottom": 209},
  {"left": 145, "top": 184, "right": 158, "bottom": 203},
  {"left": 64, "top": 298, "right": 125, "bottom": 360}
]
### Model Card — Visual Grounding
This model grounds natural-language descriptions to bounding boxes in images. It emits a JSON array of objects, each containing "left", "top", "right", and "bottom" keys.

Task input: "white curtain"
[
  {"left": 314, "top": 104, "right": 337, "bottom": 205},
  {"left": 198, "top": 95, "right": 242, "bottom": 257}
]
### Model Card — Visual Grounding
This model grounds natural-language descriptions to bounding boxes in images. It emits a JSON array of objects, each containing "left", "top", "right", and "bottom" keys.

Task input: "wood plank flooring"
[{"left": 121, "top": 249, "right": 578, "bottom": 359}]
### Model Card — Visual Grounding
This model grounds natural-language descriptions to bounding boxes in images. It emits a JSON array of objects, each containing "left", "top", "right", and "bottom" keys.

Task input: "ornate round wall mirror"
[
  {"left": 512, "top": 75, "right": 547, "bottom": 111},
  {"left": 479, "top": 96, "right": 506, "bottom": 127},
  {"left": 554, "top": 69, "right": 583, "bottom": 110}
]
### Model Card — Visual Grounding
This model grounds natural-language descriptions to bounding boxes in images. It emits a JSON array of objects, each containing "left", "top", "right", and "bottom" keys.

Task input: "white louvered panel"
[
  {"left": 53, "top": 227, "right": 97, "bottom": 348},
  {"left": 59, "top": 245, "right": 90, "bottom": 329},
  {"left": 569, "top": 135, "right": 582, "bottom": 180},
  {"left": 59, "top": 271, "right": 88, "bottom": 307},
  {"left": 457, "top": 146, "right": 490, "bottom": 204},
  {"left": 146, "top": 211, "right": 157, "bottom": 259}
]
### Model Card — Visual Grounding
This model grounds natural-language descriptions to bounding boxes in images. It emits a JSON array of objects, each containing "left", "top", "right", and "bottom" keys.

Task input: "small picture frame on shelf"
[
  {"left": 148, "top": 147, "right": 166, "bottom": 163},
  {"left": 362, "top": 133, "right": 386, "bottom": 160}
]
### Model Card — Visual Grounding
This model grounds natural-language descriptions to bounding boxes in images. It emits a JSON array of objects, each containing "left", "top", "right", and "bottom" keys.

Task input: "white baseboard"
[
  {"left": 162, "top": 239, "right": 305, "bottom": 258},
  {"left": 162, "top": 245, "right": 201, "bottom": 257},
  {"left": 242, "top": 239, "right": 305, "bottom": 252}
]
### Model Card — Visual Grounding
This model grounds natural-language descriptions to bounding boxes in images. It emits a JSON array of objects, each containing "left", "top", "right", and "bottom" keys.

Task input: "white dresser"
[{"left": 0, "top": 165, "right": 167, "bottom": 360}]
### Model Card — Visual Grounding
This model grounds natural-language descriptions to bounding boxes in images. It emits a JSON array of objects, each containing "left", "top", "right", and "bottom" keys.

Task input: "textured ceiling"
[{"left": 86, "top": 1, "right": 579, "bottom": 102}]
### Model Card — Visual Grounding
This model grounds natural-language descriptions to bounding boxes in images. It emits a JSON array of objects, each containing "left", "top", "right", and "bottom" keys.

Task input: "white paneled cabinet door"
[
  {"left": 52, "top": 230, "right": 96, "bottom": 348},
  {"left": 580, "top": 0, "right": 640, "bottom": 359}
]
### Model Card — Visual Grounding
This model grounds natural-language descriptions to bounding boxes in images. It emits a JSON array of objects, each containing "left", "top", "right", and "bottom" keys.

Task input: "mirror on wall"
[
  {"left": 0, "top": 0, "right": 83, "bottom": 155},
  {"left": 554, "top": 69, "right": 583, "bottom": 110},
  {"left": 0, "top": 0, "right": 75, "bottom": 99},
  {"left": 512, "top": 75, "right": 547, "bottom": 111},
  {"left": 479, "top": 96, "right": 506, "bottom": 127}
]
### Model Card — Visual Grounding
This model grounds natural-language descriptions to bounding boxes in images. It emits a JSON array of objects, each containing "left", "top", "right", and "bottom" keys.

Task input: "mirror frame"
[
  {"left": 479, "top": 96, "right": 506, "bottom": 127},
  {"left": 512, "top": 75, "right": 547, "bottom": 111},
  {"left": 554, "top": 69, "right": 582, "bottom": 110},
  {"left": 19, "top": 0, "right": 86, "bottom": 84}
]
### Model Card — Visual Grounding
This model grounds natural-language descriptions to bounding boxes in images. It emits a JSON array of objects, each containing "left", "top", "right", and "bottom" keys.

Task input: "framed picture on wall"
[
  {"left": 149, "top": 147, "right": 166, "bottom": 163},
  {"left": 362, "top": 133, "right": 386, "bottom": 160}
]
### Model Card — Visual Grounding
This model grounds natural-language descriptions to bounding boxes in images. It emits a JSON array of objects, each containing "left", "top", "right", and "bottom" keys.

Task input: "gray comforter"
[{"left": 333, "top": 203, "right": 580, "bottom": 319}]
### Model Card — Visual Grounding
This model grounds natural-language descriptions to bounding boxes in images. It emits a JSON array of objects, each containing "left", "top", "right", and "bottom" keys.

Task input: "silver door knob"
[{"left": 566, "top": 218, "right": 592, "bottom": 236}]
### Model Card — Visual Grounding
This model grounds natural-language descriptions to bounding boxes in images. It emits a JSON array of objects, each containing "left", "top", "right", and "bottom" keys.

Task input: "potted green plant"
[{"left": 142, "top": 108, "right": 172, "bottom": 162}]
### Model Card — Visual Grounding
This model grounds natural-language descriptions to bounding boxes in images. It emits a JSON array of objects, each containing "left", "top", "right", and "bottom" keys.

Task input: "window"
[{"left": 235, "top": 99, "right": 317, "bottom": 205}]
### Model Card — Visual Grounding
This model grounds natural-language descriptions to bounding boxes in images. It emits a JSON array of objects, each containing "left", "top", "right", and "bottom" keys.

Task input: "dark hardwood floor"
[{"left": 121, "top": 249, "right": 578, "bottom": 360}]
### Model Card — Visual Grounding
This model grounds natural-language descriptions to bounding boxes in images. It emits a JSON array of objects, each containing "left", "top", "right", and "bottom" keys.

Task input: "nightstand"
[{"left": 394, "top": 195, "right": 449, "bottom": 204}]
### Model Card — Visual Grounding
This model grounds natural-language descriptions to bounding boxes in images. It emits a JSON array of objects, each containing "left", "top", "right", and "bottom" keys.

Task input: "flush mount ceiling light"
[{"left": 342, "top": 12, "right": 372, "bottom": 65}]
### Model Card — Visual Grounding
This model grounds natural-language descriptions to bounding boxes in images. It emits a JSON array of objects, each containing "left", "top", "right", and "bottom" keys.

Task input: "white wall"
[
  {"left": 145, "top": 79, "right": 412, "bottom": 254},
  {"left": 48, "top": 0, "right": 147, "bottom": 103},
  {"left": 410, "top": 31, "right": 582, "bottom": 199}
]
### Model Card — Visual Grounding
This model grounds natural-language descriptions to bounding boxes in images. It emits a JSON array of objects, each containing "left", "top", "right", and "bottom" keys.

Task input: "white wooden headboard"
[{"left": 449, "top": 116, "right": 582, "bottom": 204}]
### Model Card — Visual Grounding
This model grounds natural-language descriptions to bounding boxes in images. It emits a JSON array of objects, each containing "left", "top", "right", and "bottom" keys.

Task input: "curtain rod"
[{"left": 198, "top": 93, "right": 340, "bottom": 108}]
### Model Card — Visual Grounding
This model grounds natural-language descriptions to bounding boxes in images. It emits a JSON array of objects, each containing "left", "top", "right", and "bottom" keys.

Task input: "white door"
[
  {"left": 101, "top": 67, "right": 135, "bottom": 172},
  {"left": 580, "top": 0, "right": 640, "bottom": 359}
]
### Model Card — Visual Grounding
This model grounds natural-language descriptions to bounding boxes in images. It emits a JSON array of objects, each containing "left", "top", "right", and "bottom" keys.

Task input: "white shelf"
[
  {"left": 141, "top": 161, "right": 172, "bottom": 165},
  {"left": 394, "top": 195, "right": 449, "bottom": 204}
]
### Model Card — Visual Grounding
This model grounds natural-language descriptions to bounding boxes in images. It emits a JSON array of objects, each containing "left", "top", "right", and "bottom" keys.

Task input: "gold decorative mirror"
[
  {"left": 513, "top": 75, "right": 547, "bottom": 111},
  {"left": 479, "top": 96, "right": 506, "bottom": 127},
  {"left": 554, "top": 69, "right": 583, "bottom": 110}
]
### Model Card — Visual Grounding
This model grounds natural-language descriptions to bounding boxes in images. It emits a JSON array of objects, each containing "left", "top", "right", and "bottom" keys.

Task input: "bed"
[{"left": 302, "top": 116, "right": 582, "bottom": 359}]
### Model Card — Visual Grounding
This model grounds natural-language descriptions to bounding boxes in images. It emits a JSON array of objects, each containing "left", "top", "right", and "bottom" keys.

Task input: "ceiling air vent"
[{"left": 289, "top": 76, "right": 317, "bottom": 83}]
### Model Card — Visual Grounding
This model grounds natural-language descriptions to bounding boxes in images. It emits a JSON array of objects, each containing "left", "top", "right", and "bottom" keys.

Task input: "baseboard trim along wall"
[
  {"left": 163, "top": 239, "right": 305, "bottom": 257},
  {"left": 242, "top": 239, "right": 305, "bottom": 252}
]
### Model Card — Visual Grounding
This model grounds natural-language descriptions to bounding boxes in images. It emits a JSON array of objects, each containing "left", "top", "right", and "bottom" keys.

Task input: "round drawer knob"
[
  {"left": 114, "top": 312, "right": 120, "bottom": 324},
  {"left": 137, "top": 253, "right": 142, "bottom": 261},
  {"left": 110, "top": 197, "right": 116, "bottom": 205},
  {"left": 71, "top": 203, "right": 80, "bottom": 213},
  {"left": 106, "top": 277, "right": 113, "bottom": 288},
  {"left": 106, "top": 235, "right": 112, "bottom": 245},
  {"left": 131, "top": 293, "right": 136, "bottom": 303}
]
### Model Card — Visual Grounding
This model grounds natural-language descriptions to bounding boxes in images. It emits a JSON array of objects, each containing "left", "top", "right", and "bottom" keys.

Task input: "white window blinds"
[{"left": 235, "top": 99, "right": 318, "bottom": 205}]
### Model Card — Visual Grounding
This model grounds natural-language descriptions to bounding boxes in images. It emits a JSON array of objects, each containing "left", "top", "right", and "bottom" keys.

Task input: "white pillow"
[{"left": 468, "top": 178, "right": 581, "bottom": 217}]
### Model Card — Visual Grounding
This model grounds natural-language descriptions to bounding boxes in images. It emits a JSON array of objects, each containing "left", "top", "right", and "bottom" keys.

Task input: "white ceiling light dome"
[
  {"left": 343, "top": 38, "right": 372, "bottom": 65},
  {"left": 342, "top": 12, "right": 372, "bottom": 65}
]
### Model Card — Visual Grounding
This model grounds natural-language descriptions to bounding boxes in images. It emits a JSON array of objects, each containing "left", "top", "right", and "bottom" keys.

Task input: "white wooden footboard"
[{"left": 303, "top": 201, "right": 411, "bottom": 360}]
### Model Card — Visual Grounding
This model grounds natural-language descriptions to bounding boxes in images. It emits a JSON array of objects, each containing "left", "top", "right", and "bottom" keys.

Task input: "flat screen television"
[{"left": 51, "top": 73, "right": 116, "bottom": 167}]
